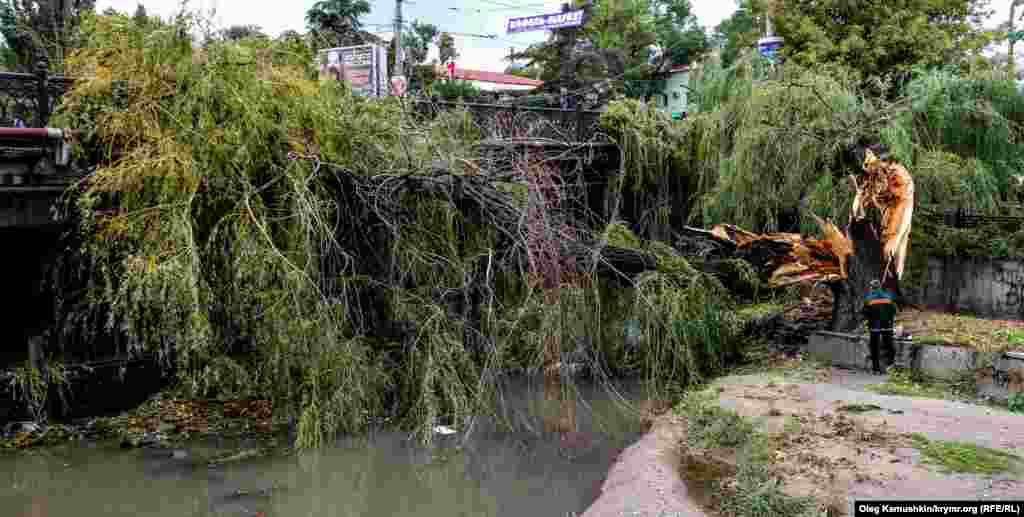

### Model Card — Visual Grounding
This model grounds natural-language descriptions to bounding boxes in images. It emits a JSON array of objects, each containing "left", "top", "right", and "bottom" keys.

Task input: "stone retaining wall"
[
  {"left": 806, "top": 331, "right": 1024, "bottom": 402},
  {"left": 916, "top": 257, "right": 1024, "bottom": 319}
]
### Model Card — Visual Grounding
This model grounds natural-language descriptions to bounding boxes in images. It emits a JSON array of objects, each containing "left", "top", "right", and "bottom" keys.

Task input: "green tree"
[
  {"left": 772, "top": 0, "right": 996, "bottom": 82},
  {"left": 221, "top": 24, "right": 267, "bottom": 41},
  {"left": 132, "top": 2, "right": 146, "bottom": 23},
  {"left": 401, "top": 20, "right": 438, "bottom": 65},
  {"left": 512, "top": 0, "right": 708, "bottom": 99},
  {"left": 305, "top": 0, "right": 371, "bottom": 47},
  {"left": 438, "top": 32, "right": 457, "bottom": 66},
  {"left": 651, "top": 0, "right": 710, "bottom": 67},
  {"left": 712, "top": 0, "right": 763, "bottom": 67}
]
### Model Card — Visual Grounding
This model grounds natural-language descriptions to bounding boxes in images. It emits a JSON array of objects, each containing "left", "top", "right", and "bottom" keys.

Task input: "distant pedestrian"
[
  {"left": 862, "top": 279, "right": 897, "bottom": 374},
  {"left": 13, "top": 117, "right": 26, "bottom": 128}
]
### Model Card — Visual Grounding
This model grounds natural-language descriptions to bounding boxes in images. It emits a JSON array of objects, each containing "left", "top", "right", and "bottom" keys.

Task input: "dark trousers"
[{"left": 869, "top": 330, "right": 895, "bottom": 373}]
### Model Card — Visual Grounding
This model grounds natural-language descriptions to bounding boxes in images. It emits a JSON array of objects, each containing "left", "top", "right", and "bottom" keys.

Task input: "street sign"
[
  {"left": 757, "top": 36, "right": 784, "bottom": 64},
  {"left": 507, "top": 9, "right": 584, "bottom": 34},
  {"left": 1010, "top": 30, "right": 1024, "bottom": 43}
]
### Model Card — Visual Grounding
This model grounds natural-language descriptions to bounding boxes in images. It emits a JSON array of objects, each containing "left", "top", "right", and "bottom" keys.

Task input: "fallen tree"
[
  {"left": 39, "top": 12, "right": 741, "bottom": 448},
  {"left": 677, "top": 144, "right": 914, "bottom": 332}
]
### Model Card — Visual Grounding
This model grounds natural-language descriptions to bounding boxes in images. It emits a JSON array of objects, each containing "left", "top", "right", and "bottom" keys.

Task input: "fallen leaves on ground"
[{"left": 897, "top": 310, "right": 1024, "bottom": 352}]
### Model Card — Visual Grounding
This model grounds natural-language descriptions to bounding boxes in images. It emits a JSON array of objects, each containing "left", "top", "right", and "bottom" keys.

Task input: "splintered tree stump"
[{"left": 829, "top": 219, "right": 885, "bottom": 332}]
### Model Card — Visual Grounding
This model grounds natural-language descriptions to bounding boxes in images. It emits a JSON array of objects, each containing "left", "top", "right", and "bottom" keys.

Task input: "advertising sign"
[
  {"left": 318, "top": 45, "right": 389, "bottom": 97},
  {"left": 757, "top": 36, "right": 784, "bottom": 64},
  {"left": 507, "top": 9, "right": 584, "bottom": 34}
]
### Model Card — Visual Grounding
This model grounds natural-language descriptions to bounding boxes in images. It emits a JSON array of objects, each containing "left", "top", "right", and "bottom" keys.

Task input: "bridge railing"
[
  {"left": 0, "top": 58, "right": 76, "bottom": 128},
  {"left": 411, "top": 100, "right": 607, "bottom": 144}
]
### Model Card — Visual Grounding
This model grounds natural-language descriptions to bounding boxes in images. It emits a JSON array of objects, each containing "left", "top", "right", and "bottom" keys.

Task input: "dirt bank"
[
  {"left": 582, "top": 367, "right": 1024, "bottom": 517},
  {"left": 581, "top": 415, "right": 707, "bottom": 517}
]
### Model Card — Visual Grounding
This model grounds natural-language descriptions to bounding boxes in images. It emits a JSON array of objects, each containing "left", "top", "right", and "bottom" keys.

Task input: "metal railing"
[
  {"left": 918, "top": 205, "right": 1024, "bottom": 229},
  {"left": 0, "top": 58, "right": 75, "bottom": 128},
  {"left": 412, "top": 100, "right": 606, "bottom": 143}
]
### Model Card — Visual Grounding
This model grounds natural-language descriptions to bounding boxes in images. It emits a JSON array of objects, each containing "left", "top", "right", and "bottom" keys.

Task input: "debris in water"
[{"left": 433, "top": 425, "right": 457, "bottom": 435}]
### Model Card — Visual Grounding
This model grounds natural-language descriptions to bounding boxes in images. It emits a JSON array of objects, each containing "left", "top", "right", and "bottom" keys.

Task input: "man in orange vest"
[{"left": 862, "top": 279, "right": 897, "bottom": 374}]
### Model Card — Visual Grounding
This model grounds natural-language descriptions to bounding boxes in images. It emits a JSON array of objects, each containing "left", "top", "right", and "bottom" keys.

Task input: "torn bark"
[{"left": 679, "top": 149, "right": 914, "bottom": 332}]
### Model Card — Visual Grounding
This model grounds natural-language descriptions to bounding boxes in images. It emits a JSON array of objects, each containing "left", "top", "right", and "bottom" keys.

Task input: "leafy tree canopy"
[
  {"left": 712, "top": 0, "right": 763, "bottom": 67},
  {"left": 438, "top": 32, "right": 457, "bottom": 66},
  {"left": 401, "top": 19, "right": 438, "bottom": 66},
  {"left": 305, "top": 0, "right": 371, "bottom": 48},
  {"left": 772, "top": 0, "right": 997, "bottom": 82},
  {"left": 512, "top": 0, "right": 709, "bottom": 98},
  {"left": 221, "top": 24, "right": 268, "bottom": 41}
]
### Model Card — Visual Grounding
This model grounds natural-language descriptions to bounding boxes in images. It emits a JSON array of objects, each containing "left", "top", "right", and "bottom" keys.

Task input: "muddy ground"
[{"left": 583, "top": 366, "right": 1024, "bottom": 517}]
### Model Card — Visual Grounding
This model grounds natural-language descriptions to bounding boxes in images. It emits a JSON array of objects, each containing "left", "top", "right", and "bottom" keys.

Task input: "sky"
[{"left": 93, "top": 0, "right": 1018, "bottom": 72}]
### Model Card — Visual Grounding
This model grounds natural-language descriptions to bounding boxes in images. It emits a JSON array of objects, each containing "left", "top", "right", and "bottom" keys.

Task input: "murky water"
[{"left": 1, "top": 377, "right": 646, "bottom": 517}]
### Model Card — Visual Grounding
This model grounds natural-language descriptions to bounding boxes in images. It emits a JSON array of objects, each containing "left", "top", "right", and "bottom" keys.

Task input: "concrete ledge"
[{"left": 806, "top": 331, "right": 1024, "bottom": 402}]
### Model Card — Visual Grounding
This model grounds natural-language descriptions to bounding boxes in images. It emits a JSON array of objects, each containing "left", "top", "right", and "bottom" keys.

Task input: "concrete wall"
[
  {"left": 807, "top": 331, "right": 1024, "bottom": 402},
  {"left": 917, "top": 257, "right": 1024, "bottom": 318}
]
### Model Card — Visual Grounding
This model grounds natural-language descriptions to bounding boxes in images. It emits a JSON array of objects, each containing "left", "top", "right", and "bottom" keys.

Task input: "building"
[
  {"left": 653, "top": 65, "right": 689, "bottom": 119},
  {"left": 441, "top": 67, "right": 543, "bottom": 93}
]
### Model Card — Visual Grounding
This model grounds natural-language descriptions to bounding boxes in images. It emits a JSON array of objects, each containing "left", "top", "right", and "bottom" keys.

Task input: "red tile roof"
[{"left": 450, "top": 68, "right": 543, "bottom": 87}]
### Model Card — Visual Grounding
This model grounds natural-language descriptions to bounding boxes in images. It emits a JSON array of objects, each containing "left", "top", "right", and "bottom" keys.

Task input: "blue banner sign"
[{"left": 507, "top": 9, "right": 584, "bottom": 34}]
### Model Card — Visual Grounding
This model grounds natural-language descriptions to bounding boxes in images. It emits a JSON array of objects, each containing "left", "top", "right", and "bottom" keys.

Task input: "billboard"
[
  {"left": 318, "top": 45, "right": 389, "bottom": 97},
  {"left": 507, "top": 9, "right": 584, "bottom": 34}
]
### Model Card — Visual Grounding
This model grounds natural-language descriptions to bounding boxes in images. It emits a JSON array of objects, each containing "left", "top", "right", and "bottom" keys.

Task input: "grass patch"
[
  {"left": 897, "top": 311, "right": 1024, "bottom": 353},
  {"left": 836, "top": 404, "right": 883, "bottom": 414},
  {"left": 676, "top": 389, "right": 819, "bottom": 517},
  {"left": 865, "top": 367, "right": 969, "bottom": 401},
  {"left": 909, "top": 433, "right": 1024, "bottom": 475}
]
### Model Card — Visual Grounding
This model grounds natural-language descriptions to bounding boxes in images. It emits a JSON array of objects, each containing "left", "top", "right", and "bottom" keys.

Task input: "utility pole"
[
  {"left": 1009, "top": 0, "right": 1024, "bottom": 80},
  {"left": 394, "top": 0, "right": 405, "bottom": 78}
]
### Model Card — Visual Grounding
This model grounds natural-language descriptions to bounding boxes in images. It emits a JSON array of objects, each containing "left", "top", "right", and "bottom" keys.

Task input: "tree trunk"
[{"left": 828, "top": 219, "right": 887, "bottom": 332}]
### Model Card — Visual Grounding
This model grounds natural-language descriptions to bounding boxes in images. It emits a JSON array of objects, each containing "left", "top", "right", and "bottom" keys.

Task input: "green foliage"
[
  {"left": 512, "top": 0, "right": 709, "bottom": 94},
  {"left": 603, "top": 221, "right": 643, "bottom": 249},
  {"left": 894, "top": 70, "right": 1024, "bottom": 194},
  {"left": 632, "top": 250, "right": 741, "bottom": 397},
  {"left": 305, "top": 0, "right": 372, "bottom": 48},
  {"left": 431, "top": 78, "right": 482, "bottom": 102},
  {"left": 438, "top": 32, "right": 457, "bottom": 66},
  {"left": 52, "top": 12, "right": 481, "bottom": 449},
  {"left": 48, "top": 11, "right": 750, "bottom": 452},
  {"left": 220, "top": 24, "right": 268, "bottom": 42},
  {"left": 599, "top": 98, "right": 689, "bottom": 190},
  {"left": 773, "top": 0, "right": 995, "bottom": 85},
  {"left": 0, "top": 0, "right": 96, "bottom": 71},
  {"left": 677, "top": 389, "right": 817, "bottom": 517},
  {"left": 909, "top": 433, "right": 1023, "bottom": 475},
  {"left": 1009, "top": 391, "right": 1024, "bottom": 413},
  {"left": 712, "top": 0, "right": 762, "bottom": 68},
  {"left": 401, "top": 20, "right": 438, "bottom": 66}
]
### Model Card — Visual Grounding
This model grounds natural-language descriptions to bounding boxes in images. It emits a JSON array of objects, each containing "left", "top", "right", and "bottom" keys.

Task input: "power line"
[{"left": 477, "top": 0, "right": 550, "bottom": 10}]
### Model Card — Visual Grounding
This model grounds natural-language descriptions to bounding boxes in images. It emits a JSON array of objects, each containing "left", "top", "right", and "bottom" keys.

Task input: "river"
[{"left": 1, "top": 376, "right": 646, "bottom": 517}]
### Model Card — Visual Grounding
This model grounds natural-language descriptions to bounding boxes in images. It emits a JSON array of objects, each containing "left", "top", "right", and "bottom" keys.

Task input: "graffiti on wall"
[{"left": 993, "top": 265, "right": 1024, "bottom": 311}]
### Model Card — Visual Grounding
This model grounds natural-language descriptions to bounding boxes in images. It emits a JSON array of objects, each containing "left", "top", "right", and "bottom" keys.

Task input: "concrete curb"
[{"left": 806, "top": 331, "right": 1024, "bottom": 401}]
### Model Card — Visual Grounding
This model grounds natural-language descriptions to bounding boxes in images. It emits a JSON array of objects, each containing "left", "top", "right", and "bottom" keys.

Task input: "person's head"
[
  {"left": 850, "top": 143, "right": 891, "bottom": 170},
  {"left": 869, "top": 279, "right": 881, "bottom": 290}
]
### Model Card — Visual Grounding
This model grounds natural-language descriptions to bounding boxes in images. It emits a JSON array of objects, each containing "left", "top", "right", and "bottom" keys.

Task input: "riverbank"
[{"left": 582, "top": 364, "right": 1024, "bottom": 517}]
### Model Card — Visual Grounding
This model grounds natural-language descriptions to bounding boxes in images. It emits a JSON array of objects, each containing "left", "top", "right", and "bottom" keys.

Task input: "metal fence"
[
  {"left": 0, "top": 59, "right": 75, "bottom": 128},
  {"left": 412, "top": 100, "right": 606, "bottom": 144},
  {"left": 918, "top": 206, "right": 1024, "bottom": 229}
]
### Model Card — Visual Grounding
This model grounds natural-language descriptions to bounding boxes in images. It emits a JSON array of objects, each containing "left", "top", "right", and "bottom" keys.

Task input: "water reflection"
[{"left": 1, "top": 377, "right": 644, "bottom": 517}]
